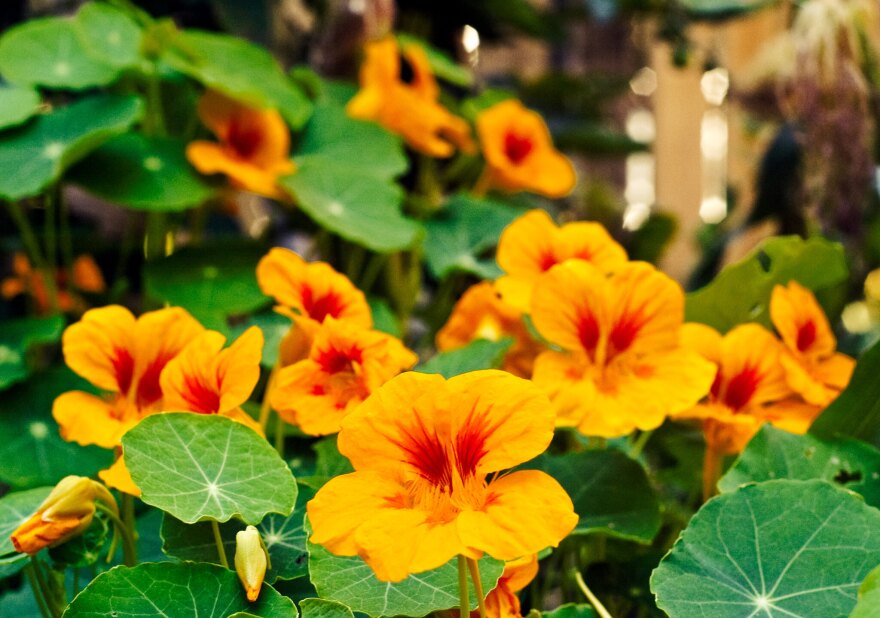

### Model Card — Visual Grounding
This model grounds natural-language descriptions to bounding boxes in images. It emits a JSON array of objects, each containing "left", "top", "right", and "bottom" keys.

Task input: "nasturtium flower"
[
  {"left": 530, "top": 261, "right": 716, "bottom": 437},
  {"left": 770, "top": 281, "right": 855, "bottom": 405},
  {"left": 347, "top": 37, "right": 473, "bottom": 158},
  {"left": 235, "top": 525, "right": 268, "bottom": 602},
  {"left": 676, "top": 322, "right": 818, "bottom": 454},
  {"left": 476, "top": 99, "right": 576, "bottom": 198},
  {"left": 436, "top": 281, "right": 541, "bottom": 378},
  {"left": 495, "top": 209, "right": 628, "bottom": 311},
  {"left": 270, "top": 317, "right": 417, "bottom": 435},
  {"left": 256, "top": 248, "right": 372, "bottom": 364},
  {"left": 11, "top": 476, "right": 116, "bottom": 555},
  {"left": 186, "top": 90, "right": 295, "bottom": 199},
  {"left": 480, "top": 554, "right": 539, "bottom": 618},
  {"left": 307, "top": 370, "right": 577, "bottom": 582},
  {"left": 1, "top": 252, "right": 105, "bottom": 315}
]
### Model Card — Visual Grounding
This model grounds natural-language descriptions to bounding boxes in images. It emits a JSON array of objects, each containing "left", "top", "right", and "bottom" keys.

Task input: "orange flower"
[
  {"left": 307, "top": 370, "right": 577, "bottom": 582},
  {"left": 530, "top": 261, "right": 716, "bottom": 437},
  {"left": 479, "top": 555, "right": 539, "bottom": 618},
  {"left": 11, "top": 476, "right": 117, "bottom": 555},
  {"left": 2, "top": 253, "right": 105, "bottom": 315},
  {"left": 676, "top": 322, "right": 818, "bottom": 454},
  {"left": 256, "top": 248, "right": 372, "bottom": 365},
  {"left": 347, "top": 37, "right": 473, "bottom": 158},
  {"left": 186, "top": 90, "right": 295, "bottom": 199},
  {"left": 476, "top": 99, "right": 576, "bottom": 198},
  {"left": 436, "top": 281, "right": 541, "bottom": 378},
  {"left": 770, "top": 281, "right": 855, "bottom": 406},
  {"left": 270, "top": 317, "right": 417, "bottom": 436},
  {"left": 495, "top": 210, "right": 627, "bottom": 311}
]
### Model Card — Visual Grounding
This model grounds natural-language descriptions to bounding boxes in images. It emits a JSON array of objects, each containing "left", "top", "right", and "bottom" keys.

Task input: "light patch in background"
[
  {"left": 700, "top": 68, "right": 729, "bottom": 106},
  {"left": 699, "top": 69, "right": 729, "bottom": 224},
  {"left": 699, "top": 196, "right": 727, "bottom": 224},
  {"left": 629, "top": 67, "right": 657, "bottom": 97},
  {"left": 462, "top": 24, "right": 480, "bottom": 65},
  {"left": 623, "top": 98, "right": 656, "bottom": 231}
]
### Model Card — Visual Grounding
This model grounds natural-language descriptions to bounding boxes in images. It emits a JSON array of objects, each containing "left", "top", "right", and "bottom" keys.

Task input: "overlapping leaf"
[
  {"left": 415, "top": 338, "right": 513, "bottom": 378},
  {"left": 0, "top": 85, "right": 40, "bottom": 130},
  {"left": 0, "top": 314, "right": 63, "bottom": 390},
  {"left": 0, "top": 487, "right": 52, "bottom": 578}
]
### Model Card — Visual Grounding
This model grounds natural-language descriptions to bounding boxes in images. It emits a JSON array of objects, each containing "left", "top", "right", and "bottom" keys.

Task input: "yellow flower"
[
  {"left": 11, "top": 476, "right": 117, "bottom": 555},
  {"left": 347, "top": 37, "right": 473, "bottom": 158},
  {"left": 186, "top": 90, "right": 295, "bottom": 199},
  {"left": 1, "top": 253, "right": 105, "bottom": 315},
  {"left": 307, "top": 370, "right": 577, "bottom": 582},
  {"left": 476, "top": 99, "right": 576, "bottom": 198},
  {"left": 530, "top": 261, "right": 716, "bottom": 437},
  {"left": 235, "top": 525, "right": 268, "bottom": 602},
  {"left": 480, "top": 555, "right": 539, "bottom": 618}
]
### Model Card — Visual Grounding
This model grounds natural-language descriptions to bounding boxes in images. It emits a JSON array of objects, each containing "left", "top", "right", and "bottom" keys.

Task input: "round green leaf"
[
  {"left": 62, "top": 561, "right": 297, "bottom": 617},
  {"left": 297, "top": 437, "right": 354, "bottom": 490},
  {"left": 0, "top": 18, "right": 117, "bottom": 90},
  {"left": 307, "top": 520, "right": 504, "bottom": 618},
  {"left": 541, "top": 604, "right": 597, "bottom": 618},
  {"left": 281, "top": 156, "right": 421, "bottom": 253},
  {"left": 300, "top": 599, "right": 354, "bottom": 618},
  {"left": 415, "top": 338, "right": 513, "bottom": 379},
  {"left": 123, "top": 413, "right": 297, "bottom": 524},
  {"left": 163, "top": 30, "right": 311, "bottom": 129},
  {"left": 0, "top": 314, "right": 64, "bottom": 390},
  {"left": 0, "top": 94, "right": 143, "bottom": 200},
  {"left": 681, "top": 0, "right": 775, "bottom": 20},
  {"left": 0, "top": 486, "right": 52, "bottom": 577},
  {"left": 74, "top": 3, "right": 143, "bottom": 69},
  {"left": 533, "top": 449, "right": 661, "bottom": 543},
  {"left": 651, "top": 479, "right": 880, "bottom": 617},
  {"left": 853, "top": 565, "right": 880, "bottom": 618},
  {"left": 719, "top": 425, "right": 880, "bottom": 507},
  {"left": 70, "top": 133, "right": 216, "bottom": 211},
  {"left": 0, "top": 84, "right": 40, "bottom": 130}
]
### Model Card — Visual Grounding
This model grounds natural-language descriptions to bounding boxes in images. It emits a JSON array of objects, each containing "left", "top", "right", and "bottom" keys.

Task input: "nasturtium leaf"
[
  {"left": 651, "top": 479, "right": 880, "bottom": 618},
  {"left": 297, "top": 103, "right": 407, "bottom": 180},
  {"left": 541, "top": 603, "right": 598, "bottom": 618},
  {"left": 307, "top": 520, "right": 504, "bottom": 618},
  {"left": 0, "top": 18, "right": 118, "bottom": 90},
  {"left": 416, "top": 338, "right": 513, "bottom": 379},
  {"left": 0, "top": 314, "right": 64, "bottom": 390},
  {"left": 423, "top": 193, "right": 522, "bottom": 279},
  {"left": 299, "top": 598, "right": 355, "bottom": 618},
  {"left": 685, "top": 236, "right": 847, "bottom": 333},
  {"left": 368, "top": 297, "right": 402, "bottom": 338},
  {"left": 852, "top": 564, "right": 880, "bottom": 618},
  {"left": 810, "top": 340, "right": 880, "bottom": 444},
  {"left": 161, "top": 485, "right": 315, "bottom": 582},
  {"left": 298, "top": 437, "right": 354, "bottom": 490},
  {"left": 0, "top": 94, "right": 143, "bottom": 200},
  {"left": 163, "top": 30, "right": 312, "bottom": 129},
  {"left": 0, "top": 368, "right": 112, "bottom": 490},
  {"left": 719, "top": 425, "right": 880, "bottom": 507},
  {"left": 143, "top": 241, "right": 269, "bottom": 330},
  {"left": 396, "top": 34, "right": 473, "bottom": 87},
  {"left": 228, "top": 311, "right": 292, "bottom": 368},
  {"left": 62, "top": 561, "right": 297, "bottom": 617},
  {"left": 533, "top": 449, "right": 661, "bottom": 543},
  {"left": 0, "top": 84, "right": 40, "bottom": 130},
  {"left": 122, "top": 413, "right": 297, "bottom": 525},
  {"left": 281, "top": 156, "right": 421, "bottom": 253},
  {"left": 680, "top": 0, "right": 774, "bottom": 20},
  {"left": 70, "top": 133, "right": 216, "bottom": 212},
  {"left": 0, "top": 487, "right": 51, "bottom": 578},
  {"left": 74, "top": 3, "right": 143, "bottom": 69}
]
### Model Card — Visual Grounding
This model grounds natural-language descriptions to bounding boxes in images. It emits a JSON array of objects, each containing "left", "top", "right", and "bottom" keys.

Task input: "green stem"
[
  {"left": 145, "top": 64, "right": 166, "bottom": 137},
  {"left": 702, "top": 442, "right": 723, "bottom": 503},
  {"left": 573, "top": 570, "right": 613, "bottom": 618},
  {"left": 457, "top": 555, "right": 469, "bottom": 618},
  {"left": 343, "top": 242, "right": 366, "bottom": 282},
  {"left": 274, "top": 414, "right": 285, "bottom": 458},
  {"left": 5, "top": 200, "right": 59, "bottom": 312},
  {"left": 211, "top": 520, "right": 229, "bottom": 568},
  {"left": 144, "top": 212, "right": 170, "bottom": 261},
  {"left": 122, "top": 493, "right": 139, "bottom": 565},
  {"left": 23, "top": 563, "right": 53, "bottom": 618},
  {"left": 44, "top": 189, "right": 57, "bottom": 272},
  {"left": 258, "top": 363, "right": 280, "bottom": 432},
  {"left": 628, "top": 429, "right": 653, "bottom": 459},
  {"left": 466, "top": 558, "right": 487, "bottom": 618},
  {"left": 58, "top": 185, "right": 73, "bottom": 270},
  {"left": 96, "top": 502, "right": 137, "bottom": 567},
  {"left": 29, "top": 557, "right": 61, "bottom": 618}
]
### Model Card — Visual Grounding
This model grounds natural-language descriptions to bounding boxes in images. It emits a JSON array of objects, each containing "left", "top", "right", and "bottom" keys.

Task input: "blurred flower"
[
  {"left": 495, "top": 209, "right": 628, "bottom": 312},
  {"left": 770, "top": 281, "right": 854, "bottom": 405},
  {"left": 476, "top": 100, "right": 576, "bottom": 198},
  {"left": 530, "top": 261, "right": 715, "bottom": 437},
  {"left": 480, "top": 554, "right": 539, "bottom": 618},
  {"left": 11, "top": 476, "right": 116, "bottom": 555},
  {"left": 1, "top": 253, "right": 105, "bottom": 315},
  {"left": 187, "top": 90, "right": 295, "bottom": 199},
  {"left": 271, "top": 317, "right": 416, "bottom": 435},
  {"left": 235, "top": 525, "right": 268, "bottom": 602},
  {"left": 308, "top": 370, "right": 576, "bottom": 582},
  {"left": 347, "top": 37, "right": 473, "bottom": 157},
  {"left": 436, "top": 281, "right": 541, "bottom": 378}
]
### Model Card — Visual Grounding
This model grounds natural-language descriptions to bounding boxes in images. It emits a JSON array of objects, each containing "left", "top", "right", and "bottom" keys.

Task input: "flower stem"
[
  {"left": 23, "top": 562, "right": 53, "bottom": 618},
  {"left": 96, "top": 502, "right": 137, "bottom": 567},
  {"left": 702, "top": 442, "right": 722, "bottom": 503},
  {"left": 574, "top": 570, "right": 613, "bottom": 618},
  {"left": 258, "top": 363, "right": 280, "bottom": 432},
  {"left": 628, "top": 429, "right": 653, "bottom": 458},
  {"left": 5, "top": 200, "right": 60, "bottom": 312},
  {"left": 457, "top": 555, "right": 469, "bottom": 618},
  {"left": 274, "top": 415, "right": 286, "bottom": 458},
  {"left": 122, "top": 493, "right": 139, "bottom": 565},
  {"left": 466, "top": 558, "right": 487, "bottom": 618},
  {"left": 211, "top": 520, "right": 229, "bottom": 568}
]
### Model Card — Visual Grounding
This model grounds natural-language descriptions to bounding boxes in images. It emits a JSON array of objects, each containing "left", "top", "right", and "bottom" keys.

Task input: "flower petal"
[
  {"left": 52, "top": 391, "right": 129, "bottom": 449},
  {"left": 98, "top": 457, "right": 140, "bottom": 496},
  {"left": 62, "top": 305, "right": 137, "bottom": 393},
  {"left": 770, "top": 281, "right": 836, "bottom": 359}
]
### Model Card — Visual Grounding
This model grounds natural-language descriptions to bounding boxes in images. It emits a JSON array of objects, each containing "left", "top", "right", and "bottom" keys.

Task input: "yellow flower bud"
[
  {"left": 235, "top": 525, "right": 268, "bottom": 602},
  {"left": 11, "top": 475, "right": 118, "bottom": 554}
]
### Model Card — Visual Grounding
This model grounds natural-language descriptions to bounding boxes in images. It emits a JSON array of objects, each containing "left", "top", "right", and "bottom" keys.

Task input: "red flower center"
[
  {"left": 181, "top": 375, "right": 221, "bottom": 414},
  {"left": 796, "top": 320, "right": 816, "bottom": 352},
  {"left": 112, "top": 348, "right": 134, "bottom": 394},
  {"left": 504, "top": 132, "right": 534, "bottom": 165},
  {"left": 577, "top": 312, "right": 600, "bottom": 353},
  {"left": 301, "top": 286, "right": 346, "bottom": 323},
  {"left": 315, "top": 345, "right": 363, "bottom": 375},
  {"left": 723, "top": 366, "right": 761, "bottom": 411},
  {"left": 609, "top": 313, "right": 643, "bottom": 356},
  {"left": 227, "top": 121, "right": 264, "bottom": 160}
]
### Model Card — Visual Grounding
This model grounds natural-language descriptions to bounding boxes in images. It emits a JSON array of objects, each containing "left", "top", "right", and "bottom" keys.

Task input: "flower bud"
[
  {"left": 11, "top": 476, "right": 118, "bottom": 554},
  {"left": 235, "top": 525, "right": 268, "bottom": 602}
]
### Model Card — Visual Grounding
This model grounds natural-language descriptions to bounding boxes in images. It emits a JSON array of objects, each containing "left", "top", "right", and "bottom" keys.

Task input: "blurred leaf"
[
  {"left": 0, "top": 486, "right": 51, "bottom": 578},
  {"left": 397, "top": 34, "right": 473, "bottom": 87},
  {"left": 164, "top": 30, "right": 312, "bottom": 129},
  {"left": 0, "top": 84, "right": 40, "bottom": 130},
  {"left": 852, "top": 564, "right": 880, "bottom": 618},
  {"left": 462, "top": 89, "right": 514, "bottom": 119},
  {"left": 0, "top": 367, "right": 113, "bottom": 490},
  {"left": 70, "top": 133, "right": 216, "bottom": 212},
  {"left": 0, "top": 314, "right": 63, "bottom": 390},
  {"left": 74, "top": 3, "right": 143, "bottom": 69},
  {"left": 415, "top": 338, "right": 513, "bottom": 378},
  {"left": 627, "top": 213, "right": 677, "bottom": 264},
  {"left": 368, "top": 297, "right": 401, "bottom": 338},
  {"left": 423, "top": 193, "right": 522, "bottom": 279},
  {"left": 681, "top": 0, "right": 777, "bottom": 21},
  {"left": 0, "top": 94, "right": 143, "bottom": 200},
  {"left": 282, "top": 156, "right": 421, "bottom": 253},
  {"left": 229, "top": 311, "right": 292, "bottom": 368},
  {"left": 300, "top": 599, "right": 355, "bottom": 618},
  {"left": 298, "top": 436, "right": 354, "bottom": 490},
  {"left": 719, "top": 425, "right": 880, "bottom": 507},
  {"left": 685, "top": 236, "right": 848, "bottom": 333},
  {"left": 542, "top": 604, "right": 597, "bottom": 618},
  {"left": 553, "top": 122, "right": 647, "bottom": 157}
]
